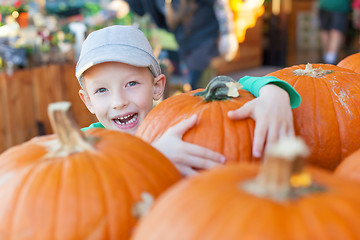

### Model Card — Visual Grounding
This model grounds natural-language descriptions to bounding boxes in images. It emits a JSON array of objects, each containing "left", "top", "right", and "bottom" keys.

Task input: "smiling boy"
[
  {"left": 76, "top": 25, "right": 300, "bottom": 176},
  {"left": 79, "top": 62, "right": 162, "bottom": 134}
]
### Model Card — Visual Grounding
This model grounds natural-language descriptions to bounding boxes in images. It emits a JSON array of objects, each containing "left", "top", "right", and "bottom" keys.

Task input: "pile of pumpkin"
[{"left": 1, "top": 53, "right": 360, "bottom": 239}]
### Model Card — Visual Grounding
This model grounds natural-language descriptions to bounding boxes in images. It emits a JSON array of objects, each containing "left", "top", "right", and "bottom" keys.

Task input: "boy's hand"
[
  {"left": 152, "top": 115, "right": 226, "bottom": 177},
  {"left": 228, "top": 84, "right": 295, "bottom": 158}
]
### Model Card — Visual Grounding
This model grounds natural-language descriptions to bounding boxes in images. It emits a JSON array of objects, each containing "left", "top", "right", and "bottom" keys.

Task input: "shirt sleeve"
[
  {"left": 81, "top": 122, "right": 105, "bottom": 132},
  {"left": 239, "top": 75, "right": 301, "bottom": 109}
]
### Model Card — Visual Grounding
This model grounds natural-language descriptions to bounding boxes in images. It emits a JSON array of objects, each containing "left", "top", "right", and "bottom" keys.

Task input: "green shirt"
[
  {"left": 319, "top": 0, "right": 351, "bottom": 13},
  {"left": 81, "top": 75, "right": 301, "bottom": 131},
  {"left": 82, "top": 122, "right": 105, "bottom": 131}
]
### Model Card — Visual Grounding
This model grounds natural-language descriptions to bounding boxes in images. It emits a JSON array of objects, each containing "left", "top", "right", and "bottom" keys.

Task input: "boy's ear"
[
  {"left": 79, "top": 89, "right": 95, "bottom": 114},
  {"left": 153, "top": 74, "right": 166, "bottom": 101}
]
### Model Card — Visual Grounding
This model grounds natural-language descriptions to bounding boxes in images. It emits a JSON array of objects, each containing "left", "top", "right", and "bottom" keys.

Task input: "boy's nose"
[{"left": 112, "top": 92, "right": 129, "bottom": 109}]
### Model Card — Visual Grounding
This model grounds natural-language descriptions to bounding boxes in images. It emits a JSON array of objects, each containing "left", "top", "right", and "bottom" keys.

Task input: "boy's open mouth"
[{"left": 113, "top": 113, "right": 138, "bottom": 125}]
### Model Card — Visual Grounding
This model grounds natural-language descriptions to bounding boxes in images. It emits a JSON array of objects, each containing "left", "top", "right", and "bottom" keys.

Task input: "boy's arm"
[
  {"left": 239, "top": 75, "right": 301, "bottom": 109},
  {"left": 152, "top": 115, "right": 225, "bottom": 177},
  {"left": 228, "top": 75, "right": 301, "bottom": 158}
]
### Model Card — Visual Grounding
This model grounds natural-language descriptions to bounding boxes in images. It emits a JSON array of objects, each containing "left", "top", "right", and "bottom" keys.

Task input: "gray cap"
[{"left": 75, "top": 25, "right": 161, "bottom": 85}]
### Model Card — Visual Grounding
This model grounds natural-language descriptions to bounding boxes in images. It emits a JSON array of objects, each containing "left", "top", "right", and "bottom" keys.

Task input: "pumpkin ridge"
[
  {"left": 173, "top": 95, "right": 201, "bottom": 131},
  {"left": 318, "top": 74, "right": 340, "bottom": 146},
  {"left": 339, "top": 72, "right": 360, "bottom": 116},
  {"left": 221, "top": 101, "right": 237, "bottom": 163},
  {"left": 211, "top": 101, "right": 224, "bottom": 155},
  {"left": 218, "top": 100, "right": 227, "bottom": 158},
  {"left": 324, "top": 74, "right": 353, "bottom": 161},
  {"left": 190, "top": 188, "right": 249, "bottom": 239},
  {"left": 245, "top": 112, "right": 254, "bottom": 163},
  {"left": 185, "top": 101, "right": 204, "bottom": 145},
  {"left": 308, "top": 74, "right": 320, "bottom": 163},
  {"left": 132, "top": 141, "right": 181, "bottom": 183},
  {"left": 79, "top": 153, "right": 111, "bottom": 238},
  {"left": 224, "top": 101, "right": 236, "bottom": 162},
  {"left": 306, "top": 196, "right": 359, "bottom": 239},
  {"left": 40, "top": 159, "right": 62, "bottom": 239},
  {"left": 104, "top": 132, "right": 180, "bottom": 195},
  {"left": 324, "top": 196, "right": 360, "bottom": 238},
  {"left": 118, "top": 146, "right": 164, "bottom": 192},
  {"left": 9, "top": 161, "right": 47, "bottom": 238},
  {"left": 297, "top": 197, "right": 327, "bottom": 239},
  {"left": 292, "top": 73, "right": 302, "bottom": 88},
  {"left": 54, "top": 155, "right": 65, "bottom": 238}
]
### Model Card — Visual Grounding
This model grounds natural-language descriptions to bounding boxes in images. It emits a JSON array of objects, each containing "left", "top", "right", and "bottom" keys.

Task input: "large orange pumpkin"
[
  {"left": 0, "top": 102, "right": 181, "bottom": 240},
  {"left": 337, "top": 52, "right": 360, "bottom": 74},
  {"left": 266, "top": 63, "right": 360, "bottom": 170},
  {"left": 137, "top": 76, "right": 257, "bottom": 164},
  {"left": 132, "top": 137, "right": 360, "bottom": 240},
  {"left": 334, "top": 148, "right": 360, "bottom": 183}
]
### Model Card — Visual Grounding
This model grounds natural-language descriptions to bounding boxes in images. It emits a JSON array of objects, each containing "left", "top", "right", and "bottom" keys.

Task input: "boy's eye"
[
  {"left": 95, "top": 88, "right": 107, "bottom": 94},
  {"left": 126, "top": 81, "right": 137, "bottom": 87}
]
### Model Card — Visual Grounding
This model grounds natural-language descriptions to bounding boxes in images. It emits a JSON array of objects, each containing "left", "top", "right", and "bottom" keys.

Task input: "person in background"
[
  {"left": 76, "top": 25, "right": 300, "bottom": 176},
  {"left": 352, "top": 0, "right": 360, "bottom": 51},
  {"left": 125, "top": 0, "right": 238, "bottom": 89},
  {"left": 318, "top": 0, "right": 351, "bottom": 64}
]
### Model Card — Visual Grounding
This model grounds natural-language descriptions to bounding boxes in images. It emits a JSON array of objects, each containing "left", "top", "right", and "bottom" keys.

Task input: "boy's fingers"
[
  {"left": 252, "top": 123, "right": 267, "bottom": 158},
  {"left": 184, "top": 143, "right": 226, "bottom": 164},
  {"left": 168, "top": 115, "right": 197, "bottom": 136},
  {"left": 181, "top": 155, "right": 223, "bottom": 170},
  {"left": 266, "top": 125, "right": 278, "bottom": 146},
  {"left": 227, "top": 101, "right": 254, "bottom": 120},
  {"left": 174, "top": 164, "right": 198, "bottom": 177}
]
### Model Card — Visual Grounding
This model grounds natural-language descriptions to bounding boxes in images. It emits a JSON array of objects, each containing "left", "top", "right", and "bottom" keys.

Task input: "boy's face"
[{"left": 79, "top": 62, "right": 165, "bottom": 134}]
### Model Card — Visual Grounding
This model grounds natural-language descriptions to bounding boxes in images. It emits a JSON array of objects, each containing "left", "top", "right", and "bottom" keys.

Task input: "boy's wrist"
[
  {"left": 259, "top": 84, "right": 289, "bottom": 100},
  {"left": 239, "top": 76, "right": 301, "bottom": 109}
]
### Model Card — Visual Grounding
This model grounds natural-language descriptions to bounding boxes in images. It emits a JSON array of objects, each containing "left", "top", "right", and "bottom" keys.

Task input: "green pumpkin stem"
[
  {"left": 242, "top": 137, "right": 326, "bottom": 201},
  {"left": 44, "top": 101, "right": 96, "bottom": 157},
  {"left": 293, "top": 63, "right": 333, "bottom": 77},
  {"left": 193, "top": 76, "right": 242, "bottom": 102}
]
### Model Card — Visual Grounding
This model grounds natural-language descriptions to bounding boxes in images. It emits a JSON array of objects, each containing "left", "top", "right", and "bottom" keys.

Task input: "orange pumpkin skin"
[
  {"left": 337, "top": 52, "right": 360, "bottom": 74},
  {"left": 335, "top": 148, "right": 360, "bottom": 183},
  {"left": 131, "top": 163, "right": 360, "bottom": 240},
  {"left": 137, "top": 87, "right": 257, "bottom": 165},
  {"left": 266, "top": 64, "right": 360, "bottom": 170},
  {"left": 0, "top": 128, "right": 182, "bottom": 240}
]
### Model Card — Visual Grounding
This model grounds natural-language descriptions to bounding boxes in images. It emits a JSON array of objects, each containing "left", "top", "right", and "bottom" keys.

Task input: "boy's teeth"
[
  {"left": 119, "top": 113, "right": 133, "bottom": 120},
  {"left": 114, "top": 113, "right": 137, "bottom": 125}
]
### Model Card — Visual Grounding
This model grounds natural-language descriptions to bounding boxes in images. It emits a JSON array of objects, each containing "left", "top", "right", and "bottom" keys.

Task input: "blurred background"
[{"left": 0, "top": 0, "right": 358, "bottom": 151}]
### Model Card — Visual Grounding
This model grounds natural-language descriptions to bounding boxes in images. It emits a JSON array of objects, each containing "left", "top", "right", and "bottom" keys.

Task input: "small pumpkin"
[
  {"left": 266, "top": 63, "right": 360, "bottom": 170},
  {"left": 337, "top": 52, "right": 360, "bottom": 74},
  {"left": 136, "top": 76, "right": 257, "bottom": 164},
  {"left": 0, "top": 102, "right": 181, "bottom": 240},
  {"left": 334, "top": 148, "right": 360, "bottom": 183},
  {"left": 131, "top": 137, "right": 360, "bottom": 240}
]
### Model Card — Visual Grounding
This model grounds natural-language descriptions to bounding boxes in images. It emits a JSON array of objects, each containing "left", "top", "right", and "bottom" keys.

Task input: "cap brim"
[{"left": 76, "top": 44, "right": 159, "bottom": 79}]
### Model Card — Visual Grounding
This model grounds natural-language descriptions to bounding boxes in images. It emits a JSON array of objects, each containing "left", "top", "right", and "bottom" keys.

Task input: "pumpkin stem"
[
  {"left": 193, "top": 76, "right": 242, "bottom": 102},
  {"left": 293, "top": 63, "right": 333, "bottom": 77},
  {"left": 44, "top": 101, "right": 96, "bottom": 157},
  {"left": 242, "top": 137, "right": 325, "bottom": 201}
]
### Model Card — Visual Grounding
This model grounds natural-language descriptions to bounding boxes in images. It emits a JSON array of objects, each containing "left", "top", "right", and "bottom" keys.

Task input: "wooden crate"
[{"left": 0, "top": 63, "right": 97, "bottom": 153}]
